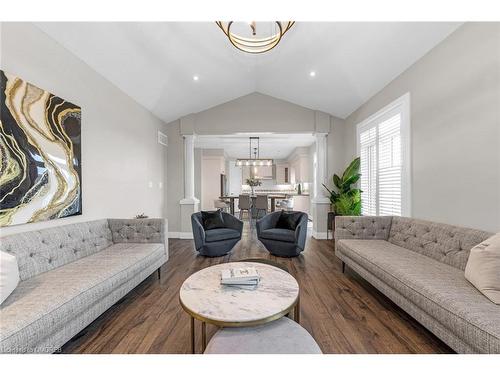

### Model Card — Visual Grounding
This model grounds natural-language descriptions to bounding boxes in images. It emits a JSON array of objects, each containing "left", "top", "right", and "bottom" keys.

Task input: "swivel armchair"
[
  {"left": 256, "top": 211, "right": 308, "bottom": 257},
  {"left": 191, "top": 211, "right": 243, "bottom": 257}
]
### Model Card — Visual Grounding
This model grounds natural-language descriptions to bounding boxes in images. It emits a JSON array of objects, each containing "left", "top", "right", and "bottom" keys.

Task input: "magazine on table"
[{"left": 220, "top": 267, "right": 260, "bottom": 286}]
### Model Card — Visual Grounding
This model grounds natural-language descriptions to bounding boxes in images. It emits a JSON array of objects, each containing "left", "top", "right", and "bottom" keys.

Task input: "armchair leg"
[
  {"left": 342, "top": 261, "right": 345, "bottom": 274},
  {"left": 157, "top": 267, "right": 161, "bottom": 279}
]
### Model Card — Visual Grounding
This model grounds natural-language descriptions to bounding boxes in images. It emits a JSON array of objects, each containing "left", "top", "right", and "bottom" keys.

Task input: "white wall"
[
  {"left": 0, "top": 23, "right": 167, "bottom": 236},
  {"left": 191, "top": 93, "right": 316, "bottom": 135},
  {"left": 343, "top": 23, "right": 500, "bottom": 232}
]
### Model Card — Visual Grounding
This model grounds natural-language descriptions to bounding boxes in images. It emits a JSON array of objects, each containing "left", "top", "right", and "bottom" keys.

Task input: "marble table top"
[{"left": 179, "top": 262, "right": 299, "bottom": 326}]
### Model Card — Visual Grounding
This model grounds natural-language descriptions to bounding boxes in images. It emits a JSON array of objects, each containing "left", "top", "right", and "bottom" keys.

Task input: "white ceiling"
[
  {"left": 35, "top": 22, "right": 461, "bottom": 123},
  {"left": 195, "top": 133, "right": 316, "bottom": 159}
]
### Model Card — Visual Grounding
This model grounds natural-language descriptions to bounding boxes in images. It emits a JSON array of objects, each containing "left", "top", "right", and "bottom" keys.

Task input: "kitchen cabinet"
[
  {"left": 242, "top": 165, "right": 274, "bottom": 181},
  {"left": 293, "top": 195, "right": 310, "bottom": 217},
  {"left": 275, "top": 163, "right": 290, "bottom": 184},
  {"left": 255, "top": 165, "right": 273, "bottom": 179},
  {"left": 289, "top": 154, "right": 310, "bottom": 183}
]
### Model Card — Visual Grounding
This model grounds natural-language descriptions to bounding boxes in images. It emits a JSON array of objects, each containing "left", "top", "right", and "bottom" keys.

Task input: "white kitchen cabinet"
[
  {"left": 289, "top": 155, "right": 309, "bottom": 183},
  {"left": 275, "top": 163, "right": 290, "bottom": 184},
  {"left": 293, "top": 195, "right": 310, "bottom": 216},
  {"left": 255, "top": 165, "right": 273, "bottom": 179},
  {"left": 299, "top": 156, "right": 309, "bottom": 182}
]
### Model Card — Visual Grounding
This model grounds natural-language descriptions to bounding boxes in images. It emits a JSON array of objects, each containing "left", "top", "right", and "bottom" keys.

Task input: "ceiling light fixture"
[
  {"left": 309, "top": 71, "right": 316, "bottom": 77},
  {"left": 236, "top": 137, "right": 273, "bottom": 166},
  {"left": 215, "top": 21, "right": 295, "bottom": 54},
  {"left": 193, "top": 75, "right": 199, "bottom": 81}
]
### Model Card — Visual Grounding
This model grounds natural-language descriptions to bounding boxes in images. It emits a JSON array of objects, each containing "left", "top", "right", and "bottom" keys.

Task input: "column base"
[
  {"left": 312, "top": 197, "right": 331, "bottom": 239},
  {"left": 179, "top": 197, "right": 199, "bottom": 239}
]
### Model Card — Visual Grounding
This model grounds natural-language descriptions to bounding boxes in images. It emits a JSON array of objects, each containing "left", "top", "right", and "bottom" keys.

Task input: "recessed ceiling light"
[
  {"left": 309, "top": 71, "right": 316, "bottom": 77},
  {"left": 193, "top": 75, "right": 199, "bottom": 81}
]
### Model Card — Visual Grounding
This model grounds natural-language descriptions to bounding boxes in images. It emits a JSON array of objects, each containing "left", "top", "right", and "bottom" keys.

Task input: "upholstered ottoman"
[{"left": 204, "top": 317, "right": 322, "bottom": 354}]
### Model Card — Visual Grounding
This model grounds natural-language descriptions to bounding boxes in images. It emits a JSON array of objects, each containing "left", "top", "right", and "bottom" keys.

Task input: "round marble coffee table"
[{"left": 179, "top": 262, "right": 300, "bottom": 353}]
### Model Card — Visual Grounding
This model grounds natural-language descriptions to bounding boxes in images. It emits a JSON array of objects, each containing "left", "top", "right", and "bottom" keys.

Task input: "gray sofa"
[
  {"left": 191, "top": 212, "right": 243, "bottom": 257},
  {"left": 0, "top": 218, "right": 168, "bottom": 354},
  {"left": 256, "top": 211, "right": 308, "bottom": 257},
  {"left": 334, "top": 216, "right": 500, "bottom": 354}
]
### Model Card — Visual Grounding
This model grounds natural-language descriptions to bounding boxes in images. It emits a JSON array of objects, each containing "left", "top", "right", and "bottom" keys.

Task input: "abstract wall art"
[{"left": 0, "top": 70, "right": 82, "bottom": 227}]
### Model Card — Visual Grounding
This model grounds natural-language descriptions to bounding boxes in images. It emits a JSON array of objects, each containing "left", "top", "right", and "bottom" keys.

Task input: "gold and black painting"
[{"left": 0, "top": 71, "right": 81, "bottom": 227}]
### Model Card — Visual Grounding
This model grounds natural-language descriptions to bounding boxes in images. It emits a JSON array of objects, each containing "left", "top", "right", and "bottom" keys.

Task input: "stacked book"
[{"left": 220, "top": 267, "right": 260, "bottom": 289}]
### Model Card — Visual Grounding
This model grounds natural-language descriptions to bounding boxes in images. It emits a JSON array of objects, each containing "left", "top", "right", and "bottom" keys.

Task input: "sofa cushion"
[
  {"left": 0, "top": 219, "right": 113, "bottom": 281},
  {"left": 205, "top": 228, "right": 241, "bottom": 243},
  {"left": 387, "top": 217, "right": 491, "bottom": 270},
  {"left": 0, "top": 242, "right": 165, "bottom": 353},
  {"left": 337, "top": 239, "right": 500, "bottom": 353},
  {"left": 465, "top": 232, "right": 500, "bottom": 304},
  {"left": 260, "top": 228, "right": 296, "bottom": 243},
  {"left": 0, "top": 251, "right": 19, "bottom": 305}
]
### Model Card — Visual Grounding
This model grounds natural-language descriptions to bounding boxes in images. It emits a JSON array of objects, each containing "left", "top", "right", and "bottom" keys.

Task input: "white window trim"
[{"left": 356, "top": 92, "right": 412, "bottom": 217}]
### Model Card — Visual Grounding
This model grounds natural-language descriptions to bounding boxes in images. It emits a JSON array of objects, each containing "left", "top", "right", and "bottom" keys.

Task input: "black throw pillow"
[
  {"left": 201, "top": 209, "right": 226, "bottom": 230},
  {"left": 276, "top": 211, "right": 302, "bottom": 231}
]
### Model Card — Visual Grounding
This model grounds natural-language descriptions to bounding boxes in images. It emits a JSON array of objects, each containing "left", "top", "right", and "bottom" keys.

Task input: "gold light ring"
[
  {"left": 216, "top": 21, "right": 294, "bottom": 54},
  {"left": 227, "top": 21, "right": 283, "bottom": 54},
  {"left": 179, "top": 293, "right": 299, "bottom": 327}
]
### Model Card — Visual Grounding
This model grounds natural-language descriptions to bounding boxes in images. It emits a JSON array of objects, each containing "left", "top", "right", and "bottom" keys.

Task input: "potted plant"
[
  {"left": 246, "top": 178, "right": 262, "bottom": 195},
  {"left": 322, "top": 157, "right": 362, "bottom": 218}
]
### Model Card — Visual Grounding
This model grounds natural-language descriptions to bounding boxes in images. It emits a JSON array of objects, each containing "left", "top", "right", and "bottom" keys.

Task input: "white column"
[
  {"left": 313, "top": 133, "right": 329, "bottom": 202},
  {"left": 179, "top": 134, "right": 199, "bottom": 239},
  {"left": 312, "top": 132, "right": 330, "bottom": 239},
  {"left": 180, "top": 134, "right": 199, "bottom": 204}
]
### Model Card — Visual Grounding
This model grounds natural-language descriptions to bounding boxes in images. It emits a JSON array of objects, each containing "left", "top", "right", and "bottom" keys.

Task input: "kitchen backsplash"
[{"left": 241, "top": 181, "right": 310, "bottom": 195}]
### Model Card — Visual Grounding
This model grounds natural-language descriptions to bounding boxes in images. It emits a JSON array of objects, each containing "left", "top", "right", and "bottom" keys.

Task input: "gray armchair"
[
  {"left": 191, "top": 212, "right": 243, "bottom": 257},
  {"left": 256, "top": 211, "right": 308, "bottom": 257}
]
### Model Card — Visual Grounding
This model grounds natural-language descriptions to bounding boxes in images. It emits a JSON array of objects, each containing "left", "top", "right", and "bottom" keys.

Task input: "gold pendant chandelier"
[{"left": 216, "top": 21, "right": 295, "bottom": 54}]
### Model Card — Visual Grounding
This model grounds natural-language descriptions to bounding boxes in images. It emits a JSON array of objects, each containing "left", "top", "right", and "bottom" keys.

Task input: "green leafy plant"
[{"left": 322, "top": 157, "right": 362, "bottom": 216}]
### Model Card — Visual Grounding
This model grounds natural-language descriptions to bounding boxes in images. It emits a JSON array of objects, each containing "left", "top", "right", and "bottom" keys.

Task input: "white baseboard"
[
  {"left": 168, "top": 232, "right": 193, "bottom": 239},
  {"left": 312, "top": 231, "right": 328, "bottom": 240}
]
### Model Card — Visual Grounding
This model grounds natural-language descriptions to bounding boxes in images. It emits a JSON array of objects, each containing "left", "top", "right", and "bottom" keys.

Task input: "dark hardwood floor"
[{"left": 61, "top": 221, "right": 453, "bottom": 354}]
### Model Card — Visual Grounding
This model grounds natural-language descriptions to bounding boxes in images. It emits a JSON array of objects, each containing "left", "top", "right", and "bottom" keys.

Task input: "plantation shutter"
[
  {"left": 357, "top": 94, "right": 410, "bottom": 217},
  {"left": 359, "top": 127, "right": 377, "bottom": 216},
  {"left": 378, "top": 113, "right": 402, "bottom": 216}
]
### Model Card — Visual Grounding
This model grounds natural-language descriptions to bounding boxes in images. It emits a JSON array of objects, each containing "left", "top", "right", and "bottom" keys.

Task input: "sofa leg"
[
  {"left": 342, "top": 261, "right": 345, "bottom": 274},
  {"left": 157, "top": 268, "right": 161, "bottom": 280}
]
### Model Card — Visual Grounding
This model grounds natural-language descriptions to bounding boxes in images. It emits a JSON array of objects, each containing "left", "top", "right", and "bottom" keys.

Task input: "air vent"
[{"left": 158, "top": 131, "right": 168, "bottom": 146}]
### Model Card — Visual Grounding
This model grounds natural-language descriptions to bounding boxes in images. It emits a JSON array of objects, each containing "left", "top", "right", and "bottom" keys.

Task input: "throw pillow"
[
  {"left": 0, "top": 251, "right": 20, "bottom": 305},
  {"left": 465, "top": 232, "right": 500, "bottom": 304},
  {"left": 201, "top": 209, "right": 226, "bottom": 230},
  {"left": 276, "top": 211, "right": 302, "bottom": 231}
]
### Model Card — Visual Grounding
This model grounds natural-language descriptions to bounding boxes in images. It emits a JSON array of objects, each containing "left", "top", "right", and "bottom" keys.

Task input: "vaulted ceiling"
[{"left": 35, "top": 22, "right": 461, "bottom": 123}]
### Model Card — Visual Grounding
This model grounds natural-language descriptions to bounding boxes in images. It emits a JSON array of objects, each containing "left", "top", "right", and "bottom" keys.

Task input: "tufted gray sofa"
[
  {"left": 334, "top": 216, "right": 500, "bottom": 353},
  {"left": 0, "top": 218, "right": 168, "bottom": 353}
]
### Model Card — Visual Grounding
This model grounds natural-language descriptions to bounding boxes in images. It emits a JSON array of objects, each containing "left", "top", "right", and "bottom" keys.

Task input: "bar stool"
[
  {"left": 238, "top": 194, "right": 252, "bottom": 220},
  {"left": 255, "top": 195, "right": 268, "bottom": 218}
]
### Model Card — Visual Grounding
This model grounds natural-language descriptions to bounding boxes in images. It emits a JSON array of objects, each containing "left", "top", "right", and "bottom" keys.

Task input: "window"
[{"left": 356, "top": 93, "right": 411, "bottom": 217}]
